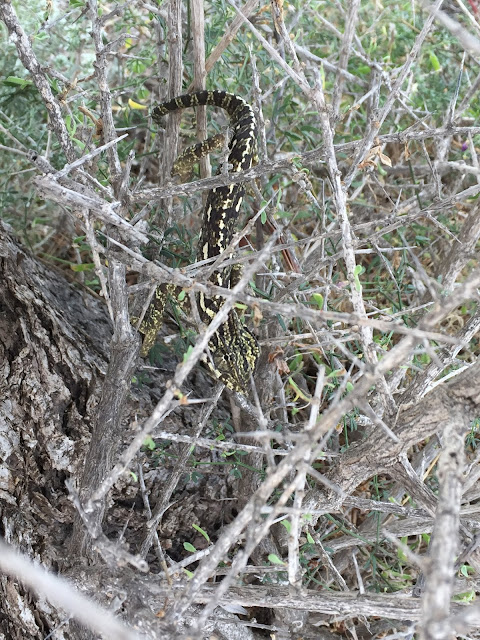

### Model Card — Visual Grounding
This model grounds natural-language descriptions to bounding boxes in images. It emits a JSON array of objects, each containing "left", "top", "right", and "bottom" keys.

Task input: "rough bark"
[{"left": 0, "top": 221, "right": 110, "bottom": 638}]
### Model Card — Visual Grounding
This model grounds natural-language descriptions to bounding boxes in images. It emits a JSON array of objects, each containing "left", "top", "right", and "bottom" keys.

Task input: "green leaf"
[
  {"left": 177, "top": 289, "right": 186, "bottom": 302},
  {"left": 137, "top": 87, "right": 150, "bottom": 101},
  {"left": 4, "top": 76, "right": 33, "bottom": 89},
  {"left": 429, "top": 51, "right": 441, "bottom": 72},
  {"left": 129, "top": 471, "right": 138, "bottom": 482},
  {"left": 143, "top": 435, "right": 156, "bottom": 451},
  {"left": 192, "top": 524, "right": 210, "bottom": 543},
  {"left": 65, "top": 114, "right": 77, "bottom": 136},
  {"left": 71, "top": 138, "right": 86, "bottom": 151},
  {"left": 288, "top": 377, "right": 311, "bottom": 402},
  {"left": 311, "top": 293, "right": 324, "bottom": 309},
  {"left": 299, "top": 124, "right": 322, "bottom": 135},
  {"left": 276, "top": 314, "right": 287, "bottom": 331},
  {"left": 268, "top": 553, "right": 286, "bottom": 566},
  {"left": 353, "top": 264, "right": 364, "bottom": 292},
  {"left": 280, "top": 519, "right": 291, "bottom": 533},
  {"left": 70, "top": 262, "right": 94, "bottom": 272},
  {"left": 289, "top": 353, "right": 303, "bottom": 373},
  {"left": 319, "top": 64, "right": 326, "bottom": 90},
  {"left": 183, "top": 345, "right": 194, "bottom": 363},
  {"left": 183, "top": 542, "right": 196, "bottom": 553},
  {"left": 453, "top": 590, "right": 475, "bottom": 603},
  {"left": 130, "top": 60, "right": 146, "bottom": 74},
  {"left": 357, "top": 65, "right": 372, "bottom": 75},
  {"left": 33, "top": 32, "right": 49, "bottom": 42},
  {"left": 183, "top": 569, "right": 194, "bottom": 579},
  {"left": 276, "top": 188, "right": 283, "bottom": 208},
  {"left": 306, "top": 532, "right": 315, "bottom": 545},
  {"left": 326, "top": 368, "right": 345, "bottom": 378}
]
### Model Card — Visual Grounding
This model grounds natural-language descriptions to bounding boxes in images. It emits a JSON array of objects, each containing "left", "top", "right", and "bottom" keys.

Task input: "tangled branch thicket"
[{"left": 2, "top": 0, "right": 480, "bottom": 638}]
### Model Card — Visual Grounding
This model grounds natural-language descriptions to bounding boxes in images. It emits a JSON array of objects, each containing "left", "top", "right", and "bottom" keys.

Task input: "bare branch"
[{"left": 0, "top": 541, "right": 144, "bottom": 640}]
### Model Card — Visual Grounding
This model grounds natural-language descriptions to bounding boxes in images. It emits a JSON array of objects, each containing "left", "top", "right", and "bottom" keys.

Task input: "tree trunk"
[{"left": 0, "top": 221, "right": 111, "bottom": 638}]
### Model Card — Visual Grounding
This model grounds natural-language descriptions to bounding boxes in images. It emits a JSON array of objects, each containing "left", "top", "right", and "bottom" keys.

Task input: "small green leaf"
[
  {"left": 143, "top": 435, "right": 156, "bottom": 450},
  {"left": 306, "top": 532, "right": 315, "bottom": 545},
  {"left": 357, "top": 64, "right": 372, "bottom": 75},
  {"left": 300, "top": 125, "right": 322, "bottom": 136},
  {"left": 289, "top": 354, "right": 303, "bottom": 372},
  {"left": 288, "top": 377, "right": 311, "bottom": 402},
  {"left": 429, "top": 51, "right": 441, "bottom": 72},
  {"left": 130, "top": 60, "right": 146, "bottom": 74},
  {"left": 70, "top": 262, "right": 95, "bottom": 272},
  {"left": 192, "top": 524, "right": 210, "bottom": 543},
  {"left": 65, "top": 114, "right": 77, "bottom": 136},
  {"left": 280, "top": 519, "right": 291, "bottom": 533},
  {"left": 319, "top": 64, "right": 326, "bottom": 90},
  {"left": 353, "top": 265, "right": 364, "bottom": 292},
  {"left": 311, "top": 293, "right": 324, "bottom": 309},
  {"left": 326, "top": 368, "right": 345, "bottom": 379},
  {"left": 453, "top": 590, "right": 475, "bottom": 603},
  {"left": 268, "top": 553, "right": 286, "bottom": 566},
  {"left": 460, "top": 564, "right": 472, "bottom": 577},
  {"left": 71, "top": 138, "right": 86, "bottom": 151},
  {"left": 183, "top": 345, "right": 194, "bottom": 363},
  {"left": 183, "top": 542, "right": 196, "bottom": 553},
  {"left": 276, "top": 314, "right": 287, "bottom": 331},
  {"left": 183, "top": 568, "right": 194, "bottom": 579},
  {"left": 177, "top": 289, "right": 186, "bottom": 302},
  {"left": 129, "top": 471, "right": 138, "bottom": 482},
  {"left": 4, "top": 76, "right": 33, "bottom": 88},
  {"left": 261, "top": 207, "right": 267, "bottom": 224},
  {"left": 276, "top": 188, "right": 283, "bottom": 208}
]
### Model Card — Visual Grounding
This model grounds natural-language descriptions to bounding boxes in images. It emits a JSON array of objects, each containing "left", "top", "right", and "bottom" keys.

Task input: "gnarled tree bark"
[{"left": 0, "top": 220, "right": 108, "bottom": 637}]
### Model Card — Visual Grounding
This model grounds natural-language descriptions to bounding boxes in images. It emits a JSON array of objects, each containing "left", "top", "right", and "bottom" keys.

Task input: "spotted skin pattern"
[
  {"left": 140, "top": 91, "right": 259, "bottom": 392},
  {"left": 172, "top": 132, "right": 225, "bottom": 181}
]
